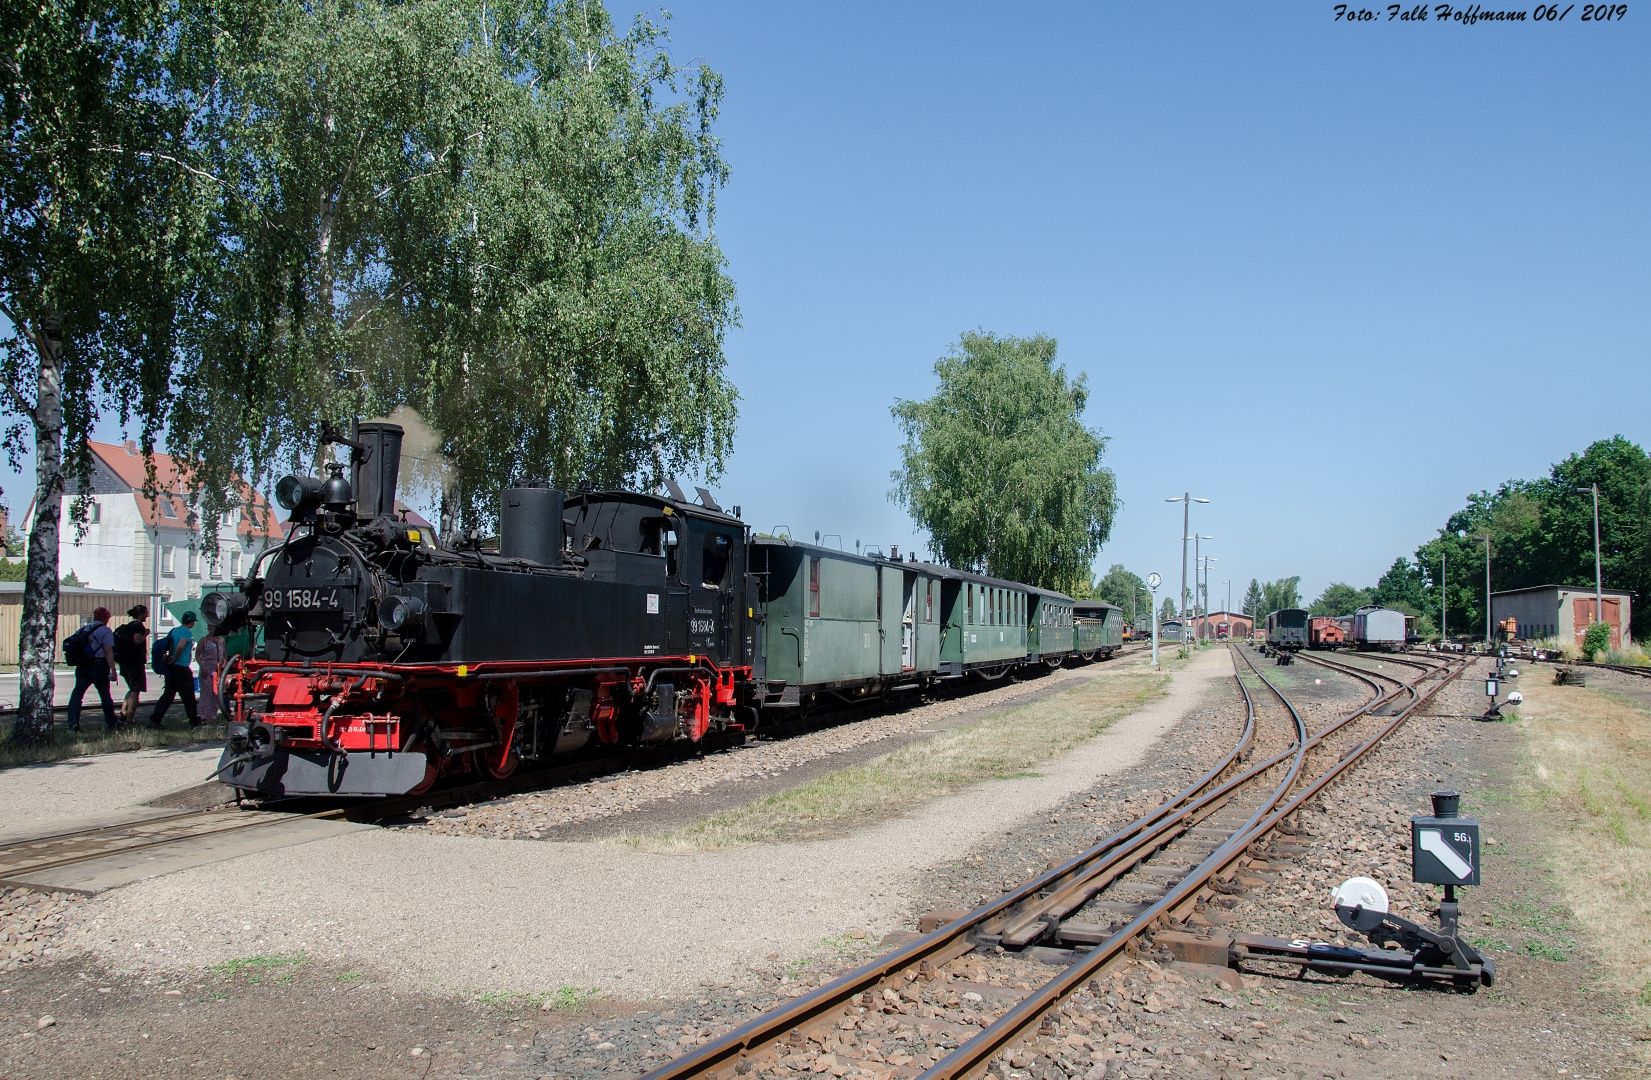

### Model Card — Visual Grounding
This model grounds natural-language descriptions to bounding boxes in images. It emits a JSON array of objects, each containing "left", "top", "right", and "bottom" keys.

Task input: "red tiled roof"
[{"left": 87, "top": 441, "right": 282, "bottom": 539}]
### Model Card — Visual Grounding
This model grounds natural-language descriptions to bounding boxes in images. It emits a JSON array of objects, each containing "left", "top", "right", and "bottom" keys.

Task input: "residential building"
[{"left": 27, "top": 441, "right": 283, "bottom": 629}]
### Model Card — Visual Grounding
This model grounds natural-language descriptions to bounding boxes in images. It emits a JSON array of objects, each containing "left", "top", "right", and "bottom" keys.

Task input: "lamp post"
[
  {"left": 1198, "top": 553, "right": 1217, "bottom": 643},
  {"left": 1576, "top": 484, "right": 1602, "bottom": 626},
  {"left": 1474, "top": 535, "right": 1492, "bottom": 644},
  {"left": 1166, "top": 494, "right": 1209, "bottom": 633},
  {"left": 1440, "top": 549, "right": 1446, "bottom": 649},
  {"left": 1191, "top": 535, "right": 1212, "bottom": 642},
  {"left": 1147, "top": 572, "right": 1162, "bottom": 669}
]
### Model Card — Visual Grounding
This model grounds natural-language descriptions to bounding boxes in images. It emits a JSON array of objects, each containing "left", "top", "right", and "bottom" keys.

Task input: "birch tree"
[
  {"left": 171, "top": 0, "right": 738, "bottom": 537},
  {"left": 0, "top": 0, "right": 224, "bottom": 738},
  {"left": 890, "top": 332, "right": 1116, "bottom": 592}
]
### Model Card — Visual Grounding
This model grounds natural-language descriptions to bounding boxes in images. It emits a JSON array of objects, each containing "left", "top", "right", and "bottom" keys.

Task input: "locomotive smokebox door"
[{"left": 1411, "top": 790, "right": 1481, "bottom": 887}]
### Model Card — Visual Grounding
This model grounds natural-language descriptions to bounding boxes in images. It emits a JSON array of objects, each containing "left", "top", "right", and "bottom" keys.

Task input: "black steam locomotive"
[{"left": 211, "top": 422, "right": 757, "bottom": 797}]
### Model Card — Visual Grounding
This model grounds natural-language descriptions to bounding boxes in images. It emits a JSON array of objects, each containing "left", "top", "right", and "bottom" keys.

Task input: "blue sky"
[{"left": 9, "top": 2, "right": 1647, "bottom": 612}]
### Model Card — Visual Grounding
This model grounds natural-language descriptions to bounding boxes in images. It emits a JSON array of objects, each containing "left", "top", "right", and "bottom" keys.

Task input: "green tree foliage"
[
  {"left": 0, "top": 0, "right": 227, "bottom": 736},
  {"left": 172, "top": 0, "right": 739, "bottom": 537},
  {"left": 1160, "top": 597, "right": 1178, "bottom": 623},
  {"left": 1371, "top": 557, "right": 1426, "bottom": 616},
  {"left": 891, "top": 332, "right": 1117, "bottom": 592},
  {"left": 1373, "top": 437, "right": 1651, "bottom": 642},
  {"left": 1308, "top": 582, "right": 1371, "bottom": 617},
  {"left": 1257, "top": 577, "right": 1302, "bottom": 615},
  {"left": 1241, "top": 578, "right": 1264, "bottom": 621},
  {"left": 1094, "top": 564, "right": 1149, "bottom": 624}
]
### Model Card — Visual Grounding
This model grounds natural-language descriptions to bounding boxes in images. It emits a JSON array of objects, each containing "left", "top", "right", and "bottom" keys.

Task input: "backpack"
[
  {"left": 151, "top": 632, "right": 174, "bottom": 676},
  {"left": 63, "top": 624, "right": 95, "bottom": 666},
  {"left": 112, "top": 622, "right": 143, "bottom": 665}
]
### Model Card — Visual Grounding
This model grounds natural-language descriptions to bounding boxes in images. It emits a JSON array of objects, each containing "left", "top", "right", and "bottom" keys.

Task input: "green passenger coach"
[
  {"left": 751, "top": 539, "right": 945, "bottom": 705},
  {"left": 1028, "top": 588, "right": 1075, "bottom": 665},
  {"left": 748, "top": 537, "right": 1120, "bottom": 711},
  {"left": 1073, "top": 600, "right": 1124, "bottom": 659}
]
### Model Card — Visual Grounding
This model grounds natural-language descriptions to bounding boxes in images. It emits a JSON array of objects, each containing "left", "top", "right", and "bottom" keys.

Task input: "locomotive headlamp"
[
  {"left": 200, "top": 590, "right": 248, "bottom": 626},
  {"left": 275, "top": 474, "right": 325, "bottom": 516},
  {"left": 380, "top": 593, "right": 427, "bottom": 633}
]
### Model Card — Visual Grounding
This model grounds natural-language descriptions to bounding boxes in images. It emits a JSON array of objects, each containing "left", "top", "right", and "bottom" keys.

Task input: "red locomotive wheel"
[
  {"left": 407, "top": 755, "right": 439, "bottom": 796},
  {"left": 478, "top": 741, "right": 520, "bottom": 781}
]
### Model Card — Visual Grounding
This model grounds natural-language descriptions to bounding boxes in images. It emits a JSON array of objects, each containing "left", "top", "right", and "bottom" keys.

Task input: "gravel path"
[
  {"left": 0, "top": 744, "right": 221, "bottom": 843},
  {"left": 77, "top": 648, "right": 1233, "bottom": 1001}
]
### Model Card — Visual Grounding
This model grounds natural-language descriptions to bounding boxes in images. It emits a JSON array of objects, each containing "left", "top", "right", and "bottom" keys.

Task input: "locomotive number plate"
[
  {"left": 267, "top": 587, "right": 342, "bottom": 610},
  {"left": 689, "top": 617, "right": 716, "bottom": 636}
]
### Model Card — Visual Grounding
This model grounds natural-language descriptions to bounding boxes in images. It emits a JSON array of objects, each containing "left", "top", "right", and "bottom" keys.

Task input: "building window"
[
  {"left": 186, "top": 546, "right": 199, "bottom": 576},
  {"left": 222, "top": 508, "right": 236, "bottom": 527},
  {"left": 230, "top": 549, "right": 242, "bottom": 576},
  {"left": 160, "top": 499, "right": 177, "bottom": 519},
  {"left": 160, "top": 546, "right": 175, "bottom": 576},
  {"left": 89, "top": 501, "right": 100, "bottom": 524},
  {"left": 808, "top": 557, "right": 821, "bottom": 618}
]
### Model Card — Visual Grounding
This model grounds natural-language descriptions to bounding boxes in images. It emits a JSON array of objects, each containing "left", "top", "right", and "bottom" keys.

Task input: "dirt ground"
[{"left": 0, "top": 651, "right": 1645, "bottom": 1079}]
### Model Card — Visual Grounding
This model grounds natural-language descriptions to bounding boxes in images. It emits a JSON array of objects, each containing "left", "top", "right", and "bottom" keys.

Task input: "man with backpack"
[
  {"left": 149, "top": 610, "right": 200, "bottom": 729},
  {"left": 111, "top": 605, "right": 149, "bottom": 726},
  {"left": 65, "top": 606, "right": 118, "bottom": 733}
]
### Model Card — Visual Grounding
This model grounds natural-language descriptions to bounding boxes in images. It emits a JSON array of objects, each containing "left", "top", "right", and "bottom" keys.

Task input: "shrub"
[{"left": 1582, "top": 622, "right": 1611, "bottom": 659}]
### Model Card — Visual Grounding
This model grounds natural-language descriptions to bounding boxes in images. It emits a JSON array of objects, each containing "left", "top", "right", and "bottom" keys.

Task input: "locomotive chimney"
[
  {"left": 500, "top": 483, "right": 565, "bottom": 565},
  {"left": 353, "top": 422, "right": 404, "bottom": 520}
]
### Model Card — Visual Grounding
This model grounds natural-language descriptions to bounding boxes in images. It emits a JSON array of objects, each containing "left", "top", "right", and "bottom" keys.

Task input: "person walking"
[
  {"left": 66, "top": 607, "right": 118, "bottom": 733},
  {"left": 197, "top": 626, "right": 227, "bottom": 724},
  {"left": 149, "top": 611, "right": 200, "bottom": 729},
  {"left": 112, "top": 605, "right": 149, "bottom": 727}
]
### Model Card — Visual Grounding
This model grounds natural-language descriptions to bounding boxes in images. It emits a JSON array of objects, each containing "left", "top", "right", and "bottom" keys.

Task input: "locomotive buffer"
[{"left": 1230, "top": 790, "right": 1494, "bottom": 989}]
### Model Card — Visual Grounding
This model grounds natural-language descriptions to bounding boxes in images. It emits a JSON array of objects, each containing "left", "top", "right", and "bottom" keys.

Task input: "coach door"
[{"left": 879, "top": 565, "right": 905, "bottom": 676}]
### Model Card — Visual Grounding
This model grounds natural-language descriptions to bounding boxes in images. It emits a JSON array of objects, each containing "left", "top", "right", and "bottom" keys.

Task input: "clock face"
[{"left": 1147, "top": 572, "right": 1162, "bottom": 590}]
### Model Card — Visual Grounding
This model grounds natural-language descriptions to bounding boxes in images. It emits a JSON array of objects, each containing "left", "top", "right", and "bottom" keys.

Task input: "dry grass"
[
  {"left": 0, "top": 723, "right": 226, "bottom": 771},
  {"left": 627, "top": 667, "right": 1170, "bottom": 852},
  {"left": 1514, "top": 675, "right": 1651, "bottom": 1010}
]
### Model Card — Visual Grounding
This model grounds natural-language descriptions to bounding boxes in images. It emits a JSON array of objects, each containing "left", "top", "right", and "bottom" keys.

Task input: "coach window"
[
  {"left": 966, "top": 584, "right": 974, "bottom": 624},
  {"left": 808, "top": 557, "right": 821, "bottom": 617},
  {"left": 702, "top": 532, "right": 732, "bottom": 588},
  {"left": 925, "top": 581, "right": 934, "bottom": 622}
]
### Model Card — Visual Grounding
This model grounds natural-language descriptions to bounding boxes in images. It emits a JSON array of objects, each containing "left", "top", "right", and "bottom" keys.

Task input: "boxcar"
[
  {"left": 1073, "top": 600, "right": 1124, "bottom": 660},
  {"left": 1351, "top": 605, "right": 1407, "bottom": 651}
]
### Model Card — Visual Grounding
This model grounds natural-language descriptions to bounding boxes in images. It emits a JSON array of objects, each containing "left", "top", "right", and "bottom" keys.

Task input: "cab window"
[{"left": 702, "top": 533, "right": 732, "bottom": 586}]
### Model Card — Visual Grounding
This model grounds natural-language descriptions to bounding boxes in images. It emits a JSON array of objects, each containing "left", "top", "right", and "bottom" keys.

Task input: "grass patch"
[
  {"left": 0, "top": 723, "right": 226, "bottom": 771},
  {"left": 1514, "top": 676, "right": 1651, "bottom": 1008},
  {"left": 629, "top": 667, "right": 1169, "bottom": 851},
  {"left": 209, "top": 952, "right": 307, "bottom": 984}
]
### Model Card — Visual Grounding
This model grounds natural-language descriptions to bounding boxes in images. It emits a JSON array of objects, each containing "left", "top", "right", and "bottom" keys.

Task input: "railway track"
[
  {"left": 638, "top": 644, "right": 1464, "bottom": 1080},
  {"left": 0, "top": 648, "right": 1152, "bottom": 889}
]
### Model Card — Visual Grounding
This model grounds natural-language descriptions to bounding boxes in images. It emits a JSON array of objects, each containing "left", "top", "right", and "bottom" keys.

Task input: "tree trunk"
[{"left": 14, "top": 315, "right": 64, "bottom": 742}]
